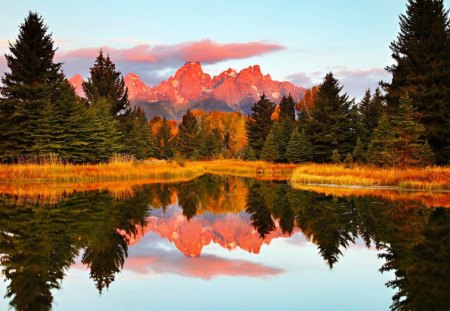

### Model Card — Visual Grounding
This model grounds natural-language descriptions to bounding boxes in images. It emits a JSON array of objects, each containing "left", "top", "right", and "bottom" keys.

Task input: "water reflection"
[{"left": 0, "top": 175, "right": 449, "bottom": 310}]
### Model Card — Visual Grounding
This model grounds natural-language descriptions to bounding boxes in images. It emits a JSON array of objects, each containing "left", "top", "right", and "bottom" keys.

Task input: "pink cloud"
[
  {"left": 123, "top": 253, "right": 285, "bottom": 280},
  {"left": 287, "top": 67, "right": 390, "bottom": 99},
  {"left": 59, "top": 39, "right": 283, "bottom": 65}
]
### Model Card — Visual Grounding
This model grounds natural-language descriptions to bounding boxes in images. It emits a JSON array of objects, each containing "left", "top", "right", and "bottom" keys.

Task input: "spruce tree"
[
  {"left": 279, "top": 94, "right": 296, "bottom": 121},
  {"left": 122, "top": 107, "right": 156, "bottom": 160},
  {"left": 382, "top": 0, "right": 450, "bottom": 164},
  {"left": 357, "top": 88, "right": 385, "bottom": 147},
  {"left": 261, "top": 127, "right": 279, "bottom": 162},
  {"left": 178, "top": 109, "right": 200, "bottom": 159},
  {"left": 277, "top": 95, "right": 296, "bottom": 162},
  {"left": 82, "top": 51, "right": 131, "bottom": 116},
  {"left": 331, "top": 149, "right": 341, "bottom": 164},
  {"left": 242, "top": 145, "right": 257, "bottom": 160},
  {"left": 286, "top": 128, "right": 312, "bottom": 163},
  {"left": 366, "top": 114, "right": 398, "bottom": 166},
  {"left": 271, "top": 121, "right": 284, "bottom": 162},
  {"left": 246, "top": 94, "right": 276, "bottom": 158},
  {"left": 420, "top": 139, "right": 435, "bottom": 166},
  {"left": 352, "top": 136, "right": 365, "bottom": 163},
  {"left": 0, "top": 12, "right": 66, "bottom": 162},
  {"left": 391, "top": 93, "right": 435, "bottom": 166},
  {"left": 86, "top": 98, "right": 122, "bottom": 163},
  {"left": 198, "top": 128, "right": 222, "bottom": 160},
  {"left": 305, "top": 73, "right": 357, "bottom": 162},
  {"left": 157, "top": 116, "right": 173, "bottom": 159}
]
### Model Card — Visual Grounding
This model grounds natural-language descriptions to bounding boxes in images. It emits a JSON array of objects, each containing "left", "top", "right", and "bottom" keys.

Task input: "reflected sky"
[{"left": 51, "top": 230, "right": 393, "bottom": 311}]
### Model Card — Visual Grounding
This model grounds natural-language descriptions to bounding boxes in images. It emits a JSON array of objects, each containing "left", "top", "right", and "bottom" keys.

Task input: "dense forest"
[{"left": 0, "top": 0, "right": 449, "bottom": 165}]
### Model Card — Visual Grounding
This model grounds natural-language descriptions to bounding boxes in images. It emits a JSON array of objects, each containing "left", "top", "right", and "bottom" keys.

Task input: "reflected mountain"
[{"left": 0, "top": 174, "right": 449, "bottom": 310}]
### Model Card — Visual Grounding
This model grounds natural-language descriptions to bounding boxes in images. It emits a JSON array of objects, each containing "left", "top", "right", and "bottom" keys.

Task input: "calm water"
[{"left": 0, "top": 175, "right": 448, "bottom": 311}]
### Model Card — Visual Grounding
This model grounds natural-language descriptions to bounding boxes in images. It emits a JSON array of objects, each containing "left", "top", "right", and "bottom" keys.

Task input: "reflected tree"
[
  {"left": 246, "top": 182, "right": 276, "bottom": 238},
  {"left": 0, "top": 186, "right": 151, "bottom": 308},
  {"left": 296, "top": 194, "right": 358, "bottom": 268}
]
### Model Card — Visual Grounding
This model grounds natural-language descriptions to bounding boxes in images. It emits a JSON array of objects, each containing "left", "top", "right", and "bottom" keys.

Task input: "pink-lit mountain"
[
  {"left": 126, "top": 207, "right": 299, "bottom": 257},
  {"left": 69, "top": 62, "right": 306, "bottom": 119}
]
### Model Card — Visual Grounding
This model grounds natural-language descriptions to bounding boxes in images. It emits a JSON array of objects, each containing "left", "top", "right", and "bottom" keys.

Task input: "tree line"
[
  {"left": 0, "top": 13, "right": 153, "bottom": 163},
  {"left": 1, "top": 0, "right": 449, "bottom": 166}
]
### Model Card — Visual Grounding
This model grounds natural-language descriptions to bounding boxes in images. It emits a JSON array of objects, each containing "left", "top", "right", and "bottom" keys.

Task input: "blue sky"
[{"left": 1, "top": 0, "right": 449, "bottom": 98}]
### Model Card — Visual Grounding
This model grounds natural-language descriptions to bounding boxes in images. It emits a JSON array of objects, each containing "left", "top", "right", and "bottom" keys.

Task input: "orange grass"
[
  {"left": 290, "top": 163, "right": 450, "bottom": 191},
  {"left": 0, "top": 158, "right": 205, "bottom": 182},
  {"left": 0, "top": 176, "right": 199, "bottom": 205},
  {"left": 292, "top": 184, "right": 450, "bottom": 208},
  {"left": 198, "top": 159, "right": 297, "bottom": 180},
  {"left": 1, "top": 160, "right": 449, "bottom": 206}
]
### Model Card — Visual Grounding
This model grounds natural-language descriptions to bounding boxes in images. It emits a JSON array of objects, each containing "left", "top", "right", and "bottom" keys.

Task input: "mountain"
[
  {"left": 68, "top": 74, "right": 84, "bottom": 97},
  {"left": 126, "top": 205, "right": 299, "bottom": 257},
  {"left": 70, "top": 62, "right": 306, "bottom": 119}
]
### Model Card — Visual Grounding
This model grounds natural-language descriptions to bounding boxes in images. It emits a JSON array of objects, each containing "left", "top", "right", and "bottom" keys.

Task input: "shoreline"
[{"left": 1, "top": 159, "right": 449, "bottom": 191}]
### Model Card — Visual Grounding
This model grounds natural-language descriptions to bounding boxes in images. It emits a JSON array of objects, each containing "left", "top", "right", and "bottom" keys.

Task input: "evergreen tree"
[
  {"left": 177, "top": 109, "right": 200, "bottom": 159},
  {"left": 391, "top": 93, "right": 435, "bottom": 166},
  {"left": 246, "top": 94, "right": 276, "bottom": 158},
  {"left": 331, "top": 149, "right": 341, "bottom": 163},
  {"left": 279, "top": 94, "right": 296, "bottom": 121},
  {"left": 344, "top": 153, "right": 353, "bottom": 167},
  {"left": 420, "top": 139, "right": 436, "bottom": 166},
  {"left": 305, "top": 73, "right": 357, "bottom": 162},
  {"left": 286, "top": 127, "right": 312, "bottom": 163},
  {"left": 198, "top": 128, "right": 222, "bottom": 160},
  {"left": 382, "top": 0, "right": 450, "bottom": 164},
  {"left": 0, "top": 12, "right": 67, "bottom": 162},
  {"left": 157, "top": 116, "right": 173, "bottom": 159},
  {"left": 277, "top": 94, "right": 296, "bottom": 162},
  {"left": 261, "top": 127, "right": 279, "bottom": 162},
  {"left": 86, "top": 98, "right": 122, "bottom": 163},
  {"left": 352, "top": 136, "right": 365, "bottom": 163},
  {"left": 242, "top": 145, "right": 257, "bottom": 160},
  {"left": 82, "top": 50, "right": 130, "bottom": 116},
  {"left": 357, "top": 88, "right": 385, "bottom": 147},
  {"left": 64, "top": 98, "right": 97, "bottom": 163},
  {"left": 121, "top": 107, "right": 156, "bottom": 159},
  {"left": 366, "top": 114, "right": 398, "bottom": 166},
  {"left": 271, "top": 121, "right": 285, "bottom": 162}
]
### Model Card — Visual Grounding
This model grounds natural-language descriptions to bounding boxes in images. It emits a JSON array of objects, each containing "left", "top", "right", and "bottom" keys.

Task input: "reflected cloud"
[{"left": 124, "top": 250, "right": 284, "bottom": 280}]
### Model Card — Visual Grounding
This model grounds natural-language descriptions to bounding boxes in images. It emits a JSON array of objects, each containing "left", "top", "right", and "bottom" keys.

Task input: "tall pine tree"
[
  {"left": 286, "top": 127, "right": 312, "bottom": 163},
  {"left": 0, "top": 12, "right": 70, "bottom": 162},
  {"left": 82, "top": 50, "right": 131, "bottom": 116},
  {"left": 156, "top": 116, "right": 174, "bottom": 159},
  {"left": 261, "top": 127, "right": 279, "bottom": 162},
  {"left": 304, "top": 73, "right": 357, "bottom": 162},
  {"left": 246, "top": 94, "right": 276, "bottom": 158},
  {"left": 177, "top": 109, "right": 200, "bottom": 159},
  {"left": 382, "top": 0, "right": 450, "bottom": 164},
  {"left": 391, "top": 93, "right": 435, "bottom": 166},
  {"left": 366, "top": 114, "right": 398, "bottom": 167},
  {"left": 121, "top": 107, "right": 156, "bottom": 160},
  {"left": 357, "top": 88, "right": 385, "bottom": 148}
]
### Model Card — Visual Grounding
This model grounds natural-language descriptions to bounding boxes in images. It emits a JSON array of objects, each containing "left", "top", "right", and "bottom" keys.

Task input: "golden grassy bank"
[
  {"left": 0, "top": 158, "right": 205, "bottom": 183},
  {"left": 199, "top": 159, "right": 297, "bottom": 180},
  {"left": 1, "top": 159, "right": 449, "bottom": 191},
  {"left": 290, "top": 163, "right": 450, "bottom": 191}
]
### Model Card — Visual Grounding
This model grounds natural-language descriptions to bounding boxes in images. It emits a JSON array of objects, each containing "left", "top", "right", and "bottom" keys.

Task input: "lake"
[{"left": 0, "top": 175, "right": 448, "bottom": 311}]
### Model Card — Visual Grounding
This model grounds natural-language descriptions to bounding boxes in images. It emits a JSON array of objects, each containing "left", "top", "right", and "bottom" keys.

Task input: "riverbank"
[
  {"left": 290, "top": 164, "right": 450, "bottom": 191},
  {"left": 1, "top": 159, "right": 449, "bottom": 191}
]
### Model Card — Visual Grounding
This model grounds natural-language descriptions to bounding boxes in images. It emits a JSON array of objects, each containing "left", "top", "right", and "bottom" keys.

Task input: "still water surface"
[{"left": 0, "top": 175, "right": 448, "bottom": 310}]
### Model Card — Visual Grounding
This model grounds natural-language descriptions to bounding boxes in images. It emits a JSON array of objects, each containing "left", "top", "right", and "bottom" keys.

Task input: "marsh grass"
[{"left": 290, "top": 163, "right": 450, "bottom": 191}]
